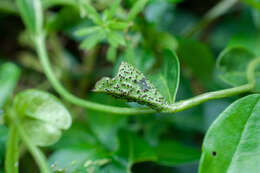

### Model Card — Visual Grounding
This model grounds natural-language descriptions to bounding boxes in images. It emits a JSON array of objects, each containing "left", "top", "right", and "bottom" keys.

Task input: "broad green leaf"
[
  {"left": 114, "top": 130, "right": 157, "bottom": 167},
  {"left": 0, "top": 63, "right": 20, "bottom": 108},
  {"left": 94, "top": 61, "right": 169, "bottom": 110},
  {"left": 199, "top": 94, "right": 260, "bottom": 173},
  {"left": 12, "top": 89, "right": 72, "bottom": 146},
  {"left": 177, "top": 38, "right": 215, "bottom": 84},
  {"left": 128, "top": 0, "right": 149, "bottom": 21},
  {"left": 150, "top": 49, "right": 180, "bottom": 104},
  {"left": 217, "top": 46, "right": 260, "bottom": 91},
  {"left": 87, "top": 93, "right": 127, "bottom": 150},
  {"left": 156, "top": 140, "right": 200, "bottom": 166},
  {"left": 16, "top": 0, "right": 43, "bottom": 35},
  {"left": 106, "top": 31, "right": 126, "bottom": 47}
]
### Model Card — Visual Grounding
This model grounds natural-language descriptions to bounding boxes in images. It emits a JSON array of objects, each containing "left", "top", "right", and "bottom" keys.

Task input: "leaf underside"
[{"left": 94, "top": 61, "right": 168, "bottom": 110}]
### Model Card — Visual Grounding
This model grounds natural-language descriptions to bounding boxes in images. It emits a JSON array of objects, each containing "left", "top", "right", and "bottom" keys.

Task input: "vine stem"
[
  {"left": 35, "top": 34, "right": 258, "bottom": 115},
  {"left": 5, "top": 124, "right": 19, "bottom": 173},
  {"left": 7, "top": 109, "right": 51, "bottom": 173}
]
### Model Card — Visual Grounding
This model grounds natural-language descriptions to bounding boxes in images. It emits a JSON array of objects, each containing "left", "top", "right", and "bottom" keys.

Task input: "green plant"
[{"left": 1, "top": 0, "right": 260, "bottom": 172}]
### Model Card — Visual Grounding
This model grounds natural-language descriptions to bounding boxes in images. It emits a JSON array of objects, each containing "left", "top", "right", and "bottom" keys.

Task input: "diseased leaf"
[
  {"left": 94, "top": 61, "right": 169, "bottom": 110},
  {"left": 217, "top": 46, "right": 260, "bottom": 91},
  {"left": 12, "top": 89, "right": 72, "bottom": 146},
  {"left": 150, "top": 49, "right": 180, "bottom": 104},
  {"left": 199, "top": 94, "right": 260, "bottom": 173},
  {"left": 0, "top": 63, "right": 20, "bottom": 108},
  {"left": 156, "top": 140, "right": 200, "bottom": 166}
]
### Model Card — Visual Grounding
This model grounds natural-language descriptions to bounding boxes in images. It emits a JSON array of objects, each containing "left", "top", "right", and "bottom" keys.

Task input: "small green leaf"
[
  {"left": 75, "top": 26, "right": 101, "bottom": 36},
  {"left": 94, "top": 61, "right": 169, "bottom": 110},
  {"left": 150, "top": 49, "right": 180, "bottom": 104},
  {"left": 107, "top": 31, "right": 126, "bottom": 47},
  {"left": 81, "top": 2, "right": 102, "bottom": 24},
  {"left": 107, "top": 0, "right": 121, "bottom": 19},
  {"left": 199, "top": 94, "right": 260, "bottom": 173},
  {"left": 80, "top": 31, "right": 105, "bottom": 50},
  {"left": 156, "top": 140, "right": 201, "bottom": 166},
  {"left": 217, "top": 46, "right": 260, "bottom": 91},
  {"left": 108, "top": 21, "right": 130, "bottom": 30},
  {"left": 16, "top": 0, "right": 43, "bottom": 35},
  {"left": 128, "top": 0, "right": 149, "bottom": 21},
  {"left": 0, "top": 63, "right": 20, "bottom": 108},
  {"left": 12, "top": 89, "right": 72, "bottom": 146}
]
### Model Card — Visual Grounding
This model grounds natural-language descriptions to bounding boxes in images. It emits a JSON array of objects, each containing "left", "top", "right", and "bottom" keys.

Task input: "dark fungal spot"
[{"left": 137, "top": 78, "right": 151, "bottom": 92}]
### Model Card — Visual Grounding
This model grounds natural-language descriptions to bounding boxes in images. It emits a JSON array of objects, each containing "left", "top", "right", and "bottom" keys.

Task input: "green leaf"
[
  {"left": 0, "top": 63, "right": 20, "bottom": 108},
  {"left": 16, "top": 0, "right": 43, "bottom": 35},
  {"left": 156, "top": 140, "right": 201, "bottom": 166},
  {"left": 81, "top": 2, "right": 102, "bottom": 24},
  {"left": 107, "top": 0, "right": 121, "bottom": 19},
  {"left": 75, "top": 26, "right": 101, "bottom": 36},
  {"left": 12, "top": 89, "right": 72, "bottom": 146},
  {"left": 128, "top": 0, "right": 149, "bottom": 21},
  {"left": 107, "top": 31, "right": 126, "bottom": 47},
  {"left": 94, "top": 61, "right": 169, "bottom": 110},
  {"left": 114, "top": 130, "right": 157, "bottom": 167},
  {"left": 199, "top": 94, "right": 260, "bottom": 173},
  {"left": 150, "top": 49, "right": 180, "bottom": 104},
  {"left": 217, "top": 46, "right": 260, "bottom": 91},
  {"left": 108, "top": 21, "right": 130, "bottom": 30},
  {"left": 177, "top": 38, "right": 215, "bottom": 84},
  {"left": 80, "top": 31, "right": 105, "bottom": 50}
]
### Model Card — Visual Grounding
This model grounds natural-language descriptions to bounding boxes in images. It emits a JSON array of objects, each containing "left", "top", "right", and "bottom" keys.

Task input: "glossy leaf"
[
  {"left": 217, "top": 46, "right": 260, "bottom": 91},
  {"left": 12, "top": 89, "right": 72, "bottom": 146},
  {"left": 199, "top": 94, "right": 260, "bottom": 173},
  {"left": 94, "top": 61, "right": 169, "bottom": 110},
  {"left": 150, "top": 49, "right": 180, "bottom": 104},
  {"left": 156, "top": 140, "right": 201, "bottom": 166},
  {"left": 16, "top": 0, "right": 43, "bottom": 35},
  {"left": 0, "top": 63, "right": 20, "bottom": 108}
]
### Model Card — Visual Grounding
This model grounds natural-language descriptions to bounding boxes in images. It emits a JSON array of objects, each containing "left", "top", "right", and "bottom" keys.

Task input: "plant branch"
[
  {"left": 5, "top": 124, "right": 19, "bottom": 173},
  {"left": 35, "top": 34, "right": 258, "bottom": 115}
]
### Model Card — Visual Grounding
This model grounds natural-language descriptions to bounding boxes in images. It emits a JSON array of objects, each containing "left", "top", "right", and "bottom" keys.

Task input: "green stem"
[
  {"left": 5, "top": 124, "right": 19, "bottom": 173},
  {"left": 165, "top": 83, "right": 254, "bottom": 112},
  {"left": 35, "top": 34, "right": 257, "bottom": 115},
  {"left": 8, "top": 109, "right": 51, "bottom": 173},
  {"left": 184, "top": 0, "right": 238, "bottom": 37}
]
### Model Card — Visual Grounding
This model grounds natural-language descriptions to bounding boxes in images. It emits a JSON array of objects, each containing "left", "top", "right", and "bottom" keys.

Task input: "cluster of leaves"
[{"left": 1, "top": 0, "right": 260, "bottom": 173}]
